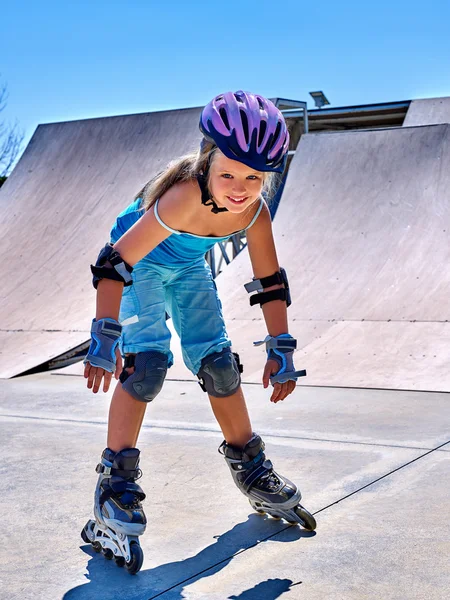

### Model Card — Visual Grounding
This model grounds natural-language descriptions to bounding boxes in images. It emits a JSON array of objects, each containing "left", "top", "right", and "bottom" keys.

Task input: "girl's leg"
[
  {"left": 108, "top": 263, "right": 172, "bottom": 452},
  {"left": 165, "top": 262, "right": 253, "bottom": 448},
  {"left": 207, "top": 386, "right": 253, "bottom": 448},
  {"left": 107, "top": 361, "right": 147, "bottom": 452}
]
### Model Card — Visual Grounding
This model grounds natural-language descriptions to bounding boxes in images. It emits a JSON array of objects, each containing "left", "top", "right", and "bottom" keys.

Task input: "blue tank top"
[{"left": 110, "top": 197, "right": 264, "bottom": 266}]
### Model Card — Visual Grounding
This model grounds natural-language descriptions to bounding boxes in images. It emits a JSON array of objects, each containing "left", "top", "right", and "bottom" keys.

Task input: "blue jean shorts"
[{"left": 119, "top": 259, "right": 231, "bottom": 375}]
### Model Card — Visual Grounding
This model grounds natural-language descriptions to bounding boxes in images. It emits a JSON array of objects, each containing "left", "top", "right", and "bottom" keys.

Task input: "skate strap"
[
  {"left": 99, "top": 480, "right": 146, "bottom": 503},
  {"left": 109, "top": 479, "right": 145, "bottom": 498},
  {"left": 242, "top": 462, "right": 272, "bottom": 493},
  {"left": 240, "top": 449, "right": 265, "bottom": 471},
  {"left": 95, "top": 463, "right": 141, "bottom": 480},
  {"left": 221, "top": 448, "right": 265, "bottom": 469}
]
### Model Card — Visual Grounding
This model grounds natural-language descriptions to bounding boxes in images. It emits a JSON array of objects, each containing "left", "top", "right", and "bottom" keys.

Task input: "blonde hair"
[{"left": 137, "top": 141, "right": 277, "bottom": 211}]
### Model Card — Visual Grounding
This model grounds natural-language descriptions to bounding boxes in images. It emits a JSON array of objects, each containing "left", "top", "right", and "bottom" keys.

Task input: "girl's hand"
[
  {"left": 84, "top": 347, "right": 122, "bottom": 394},
  {"left": 263, "top": 358, "right": 296, "bottom": 403}
]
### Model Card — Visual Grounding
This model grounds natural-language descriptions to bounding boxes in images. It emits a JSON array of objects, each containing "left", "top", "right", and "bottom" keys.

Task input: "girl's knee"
[{"left": 120, "top": 351, "right": 168, "bottom": 403}]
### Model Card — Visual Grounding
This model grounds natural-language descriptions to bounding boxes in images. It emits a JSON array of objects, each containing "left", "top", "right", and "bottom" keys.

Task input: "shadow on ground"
[{"left": 63, "top": 513, "right": 315, "bottom": 600}]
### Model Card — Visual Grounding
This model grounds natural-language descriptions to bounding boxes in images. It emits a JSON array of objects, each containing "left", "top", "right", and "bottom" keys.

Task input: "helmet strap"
[{"left": 197, "top": 172, "right": 228, "bottom": 214}]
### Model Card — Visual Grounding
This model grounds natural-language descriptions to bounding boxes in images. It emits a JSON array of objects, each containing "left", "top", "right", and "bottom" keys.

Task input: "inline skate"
[
  {"left": 81, "top": 447, "right": 146, "bottom": 574},
  {"left": 219, "top": 434, "right": 316, "bottom": 531}
]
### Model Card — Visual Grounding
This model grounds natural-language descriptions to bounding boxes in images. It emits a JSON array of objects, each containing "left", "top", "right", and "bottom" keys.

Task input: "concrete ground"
[{"left": 0, "top": 373, "right": 449, "bottom": 600}]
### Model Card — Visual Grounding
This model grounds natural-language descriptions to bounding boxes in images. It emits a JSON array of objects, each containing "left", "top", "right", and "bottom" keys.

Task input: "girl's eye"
[{"left": 221, "top": 174, "right": 260, "bottom": 180}]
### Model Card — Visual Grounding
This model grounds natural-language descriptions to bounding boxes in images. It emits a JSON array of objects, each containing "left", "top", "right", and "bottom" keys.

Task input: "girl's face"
[{"left": 208, "top": 151, "right": 264, "bottom": 213}]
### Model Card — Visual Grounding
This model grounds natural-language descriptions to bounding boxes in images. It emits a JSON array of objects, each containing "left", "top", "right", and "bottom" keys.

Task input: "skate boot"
[
  {"left": 81, "top": 447, "right": 146, "bottom": 574},
  {"left": 219, "top": 434, "right": 316, "bottom": 531}
]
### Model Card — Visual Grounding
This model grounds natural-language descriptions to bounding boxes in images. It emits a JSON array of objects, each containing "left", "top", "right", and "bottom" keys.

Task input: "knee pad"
[
  {"left": 197, "top": 348, "right": 243, "bottom": 398},
  {"left": 119, "top": 351, "right": 168, "bottom": 403}
]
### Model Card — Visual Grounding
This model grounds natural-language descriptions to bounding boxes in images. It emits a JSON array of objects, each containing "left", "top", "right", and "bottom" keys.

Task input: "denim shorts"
[{"left": 118, "top": 259, "right": 231, "bottom": 375}]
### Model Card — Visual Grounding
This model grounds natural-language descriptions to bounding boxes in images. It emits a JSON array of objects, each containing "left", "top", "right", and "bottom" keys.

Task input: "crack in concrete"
[
  {"left": 1, "top": 412, "right": 448, "bottom": 598},
  {"left": 144, "top": 437, "right": 450, "bottom": 599},
  {"left": 0, "top": 412, "right": 446, "bottom": 453}
]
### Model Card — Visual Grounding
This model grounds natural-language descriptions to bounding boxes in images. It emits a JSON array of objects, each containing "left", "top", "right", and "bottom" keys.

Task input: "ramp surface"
[
  {"left": 0, "top": 108, "right": 202, "bottom": 378},
  {"left": 404, "top": 96, "right": 450, "bottom": 126},
  {"left": 214, "top": 124, "right": 450, "bottom": 391},
  {"left": 3, "top": 111, "right": 450, "bottom": 391}
]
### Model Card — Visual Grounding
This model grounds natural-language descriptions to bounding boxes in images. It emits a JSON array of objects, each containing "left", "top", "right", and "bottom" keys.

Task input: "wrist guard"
[
  {"left": 254, "top": 333, "right": 306, "bottom": 385},
  {"left": 83, "top": 318, "right": 122, "bottom": 373}
]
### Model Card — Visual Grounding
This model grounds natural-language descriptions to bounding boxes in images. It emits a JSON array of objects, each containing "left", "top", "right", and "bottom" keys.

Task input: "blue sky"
[{"left": 2, "top": 0, "right": 450, "bottom": 164}]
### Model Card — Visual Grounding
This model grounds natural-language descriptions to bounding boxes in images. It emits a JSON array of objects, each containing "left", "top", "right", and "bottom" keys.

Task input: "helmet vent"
[
  {"left": 240, "top": 110, "right": 250, "bottom": 143},
  {"left": 219, "top": 108, "right": 230, "bottom": 131},
  {"left": 271, "top": 121, "right": 282, "bottom": 148},
  {"left": 257, "top": 97, "right": 264, "bottom": 110},
  {"left": 258, "top": 120, "right": 267, "bottom": 146}
]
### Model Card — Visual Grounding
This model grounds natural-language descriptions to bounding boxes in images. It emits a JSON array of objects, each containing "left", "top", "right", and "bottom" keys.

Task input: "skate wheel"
[
  {"left": 81, "top": 526, "right": 90, "bottom": 544},
  {"left": 294, "top": 505, "right": 317, "bottom": 531},
  {"left": 81, "top": 520, "right": 95, "bottom": 544},
  {"left": 249, "top": 499, "right": 266, "bottom": 515},
  {"left": 103, "top": 548, "right": 114, "bottom": 560},
  {"left": 92, "top": 542, "right": 102, "bottom": 553},
  {"left": 125, "top": 542, "right": 144, "bottom": 575},
  {"left": 114, "top": 556, "right": 126, "bottom": 568}
]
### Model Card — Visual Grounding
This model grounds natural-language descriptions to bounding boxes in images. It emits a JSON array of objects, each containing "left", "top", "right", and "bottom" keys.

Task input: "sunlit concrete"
[{"left": 0, "top": 373, "right": 448, "bottom": 599}]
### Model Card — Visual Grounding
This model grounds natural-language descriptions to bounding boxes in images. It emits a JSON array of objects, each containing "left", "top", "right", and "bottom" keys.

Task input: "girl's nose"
[{"left": 232, "top": 183, "right": 246, "bottom": 194}]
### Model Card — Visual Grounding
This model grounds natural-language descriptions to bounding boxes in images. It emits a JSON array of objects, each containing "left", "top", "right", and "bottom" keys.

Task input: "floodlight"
[{"left": 309, "top": 91, "right": 330, "bottom": 109}]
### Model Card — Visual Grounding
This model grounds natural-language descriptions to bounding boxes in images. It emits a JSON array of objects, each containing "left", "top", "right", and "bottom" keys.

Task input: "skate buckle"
[{"left": 95, "top": 463, "right": 112, "bottom": 475}]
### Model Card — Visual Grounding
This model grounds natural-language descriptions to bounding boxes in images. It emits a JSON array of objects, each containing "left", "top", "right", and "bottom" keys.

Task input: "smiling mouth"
[{"left": 227, "top": 196, "right": 248, "bottom": 204}]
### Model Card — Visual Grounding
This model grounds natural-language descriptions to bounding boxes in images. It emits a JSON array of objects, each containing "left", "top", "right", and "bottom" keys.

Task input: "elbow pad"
[
  {"left": 90, "top": 243, "right": 133, "bottom": 289},
  {"left": 244, "top": 268, "right": 291, "bottom": 307}
]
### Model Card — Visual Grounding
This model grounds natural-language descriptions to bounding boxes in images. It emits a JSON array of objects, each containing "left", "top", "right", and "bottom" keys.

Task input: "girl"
[{"left": 81, "top": 91, "right": 316, "bottom": 574}]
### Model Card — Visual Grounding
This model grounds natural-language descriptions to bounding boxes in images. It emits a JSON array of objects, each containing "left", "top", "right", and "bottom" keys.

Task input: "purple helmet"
[{"left": 199, "top": 91, "right": 290, "bottom": 173}]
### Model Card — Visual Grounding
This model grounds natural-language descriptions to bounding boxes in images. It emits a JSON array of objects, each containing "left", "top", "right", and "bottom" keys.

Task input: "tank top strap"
[
  {"left": 245, "top": 197, "right": 265, "bottom": 231},
  {"left": 153, "top": 199, "right": 182, "bottom": 235}
]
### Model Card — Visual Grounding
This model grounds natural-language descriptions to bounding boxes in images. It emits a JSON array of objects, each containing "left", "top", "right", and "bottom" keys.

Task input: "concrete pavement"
[{"left": 1, "top": 372, "right": 448, "bottom": 599}]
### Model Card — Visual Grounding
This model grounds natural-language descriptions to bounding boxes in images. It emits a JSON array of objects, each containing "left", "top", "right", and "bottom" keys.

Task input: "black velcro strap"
[
  {"left": 123, "top": 354, "right": 136, "bottom": 369},
  {"left": 91, "top": 244, "right": 133, "bottom": 289},
  {"left": 256, "top": 271, "right": 284, "bottom": 289},
  {"left": 244, "top": 271, "right": 283, "bottom": 294},
  {"left": 250, "top": 288, "right": 289, "bottom": 307},
  {"left": 119, "top": 354, "right": 136, "bottom": 383},
  {"left": 232, "top": 352, "right": 244, "bottom": 374},
  {"left": 91, "top": 265, "right": 127, "bottom": 285}
]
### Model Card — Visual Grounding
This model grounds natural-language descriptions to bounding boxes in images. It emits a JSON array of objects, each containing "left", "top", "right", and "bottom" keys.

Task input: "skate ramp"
[
  {"left": 213, "top": 124, "right": 450, "bottom": 392},
  {"left": 61, "top": 122, "right": 450, "bottom": 391},
  {"left": 0, "top": 108, "right": 203, "bottom": 378},
  {"left": 404, "top": 96, "right": 450, "bottom": 126}
]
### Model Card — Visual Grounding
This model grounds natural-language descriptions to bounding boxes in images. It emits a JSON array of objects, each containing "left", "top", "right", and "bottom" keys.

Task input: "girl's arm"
[
  {"left": 95, "top": 186, "right": 189, "bottom": 320},
  {"left": 245, "top": 202, "right": 289, "bottom": 336},
  {"left": 94, "top": 204, "right": 170, "bottom": 320},
  {"left": 246, "top": 202, "right": 301, "bottom": 401},
  {"left": 85, "top": 193, "right": 180, "bottom": 392}
]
